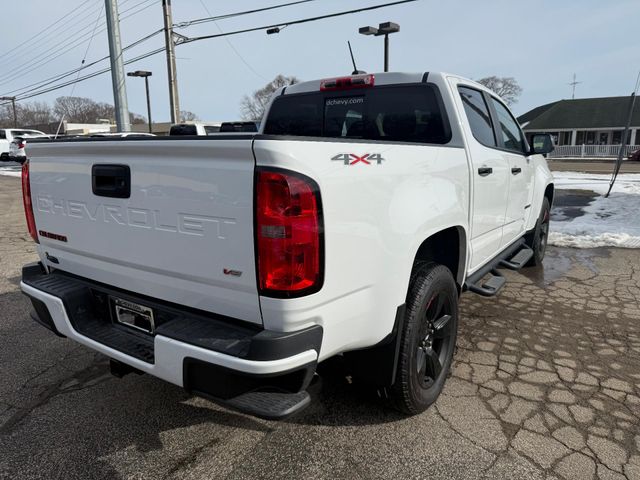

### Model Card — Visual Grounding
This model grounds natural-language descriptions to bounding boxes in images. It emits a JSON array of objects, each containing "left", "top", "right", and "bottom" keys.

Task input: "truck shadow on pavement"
[{"left": 0, "top": 289, "right": 274, "bottom": 480}]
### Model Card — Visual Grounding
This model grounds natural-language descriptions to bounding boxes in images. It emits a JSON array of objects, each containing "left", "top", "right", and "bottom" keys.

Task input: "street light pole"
[
  {"left": 384, "top": 33, "right": 389, "bottom": 72},
  {"left": 359, "top": 22, "right": 400, "bottom": 73},
  {"left": 144, "top": 76, "right": 152, "bottom": 133},
  {"left": 127, "top": 71, "right": 153, "bottom": 133}
]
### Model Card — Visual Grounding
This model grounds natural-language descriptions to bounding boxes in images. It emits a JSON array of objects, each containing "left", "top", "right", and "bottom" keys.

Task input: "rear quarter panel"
[{"left": 254, "top": 137, "right": 470, "bottom": 359}]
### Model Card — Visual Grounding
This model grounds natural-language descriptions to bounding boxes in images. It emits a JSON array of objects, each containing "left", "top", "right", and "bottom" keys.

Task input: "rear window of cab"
[{"left": 264, "top": 84, "right": 452, "bottom": 145}]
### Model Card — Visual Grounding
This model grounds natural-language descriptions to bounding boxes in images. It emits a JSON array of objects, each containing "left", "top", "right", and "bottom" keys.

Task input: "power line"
[
  {"left": 175, "top": 0, "right": 317, "bottom": 29},
  {"left": 0, "top": 0, "right": 161, "bottom": 89},
  {"left": 120, "top": 0, "right": 159, "bottom": 17},
  {"left": 0, "top": 29, "right": 164, "bottom": 98},
  {"left": 0, "top": 22, "right": 110, "bottom": 86},
  {"left": 0, "top": 0, "right": 308, "bottom": 97},
  {"left": 182, "top": 0, "right": 418, "bottom": 44},
  {"left": 0, "top": 1, "right": 105, "bottom": 68},
  {"left": 69, "top": 1, "right": 106, "bottom": 98},
  {"left": 0, "top": 0, "right": 99, "bottom": 62},
  {"left": 54, "top": 2, "right": 107, "bottom": 137},
  {"left": 197, "top": 0, "right": 267, "bottom": 81},
  {"left": 3, "top": 47, "right": 165, "bottom": 104},
  {"left": 2, "top": 0, "right": 419, "bottom": 104}
]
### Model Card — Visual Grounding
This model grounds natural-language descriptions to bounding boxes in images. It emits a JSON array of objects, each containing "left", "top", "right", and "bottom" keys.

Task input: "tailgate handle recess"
[{"left": 92, "top": 164, "right": 131, "bottom": 199}]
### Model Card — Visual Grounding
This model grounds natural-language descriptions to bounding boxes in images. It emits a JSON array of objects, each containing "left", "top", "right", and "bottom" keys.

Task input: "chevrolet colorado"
[{"left": 19, "top": 72, "right": 554, "bottom": 419}]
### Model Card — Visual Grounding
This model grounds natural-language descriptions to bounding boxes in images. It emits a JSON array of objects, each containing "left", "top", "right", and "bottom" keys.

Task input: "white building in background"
[{"left": 518, "top": 96, "right": 639, "bottom": 158}]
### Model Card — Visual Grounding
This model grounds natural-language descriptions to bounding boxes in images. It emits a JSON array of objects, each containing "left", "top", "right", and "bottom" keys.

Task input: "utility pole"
[
  {"left": 163, "top": 0, "right": 180, "bottom": 123},
  {"left": 104, "top": 0, "right": 131, "bottom": 132},
  {"left": 0, "top": 96, "right": 17, "bottom": 127},
  {"left": 568, "top": 73, "right": 582, "bottom": 100}
]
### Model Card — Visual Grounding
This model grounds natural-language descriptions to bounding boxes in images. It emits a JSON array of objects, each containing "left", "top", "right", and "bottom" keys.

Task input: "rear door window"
[
  {"left": 264, "top": 84, "right": 451, "bottom": 144},
  {"left": 458, "top": 87, "right": 496, "bottom": 147}
]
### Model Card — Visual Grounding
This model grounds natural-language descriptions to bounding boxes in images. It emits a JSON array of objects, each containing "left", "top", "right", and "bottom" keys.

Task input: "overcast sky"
[{"left": 1, "top": 0, "right": 639, "bottom": 123}]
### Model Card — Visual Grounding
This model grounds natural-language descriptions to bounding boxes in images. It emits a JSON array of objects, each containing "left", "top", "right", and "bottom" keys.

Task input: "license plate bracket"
[{"left": 112, "top": 297, "right": 155, "bottom": 334}]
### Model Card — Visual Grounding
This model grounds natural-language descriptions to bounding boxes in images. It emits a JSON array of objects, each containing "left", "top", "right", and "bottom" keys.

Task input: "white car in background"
[
  {"left": 0, "top": 128, "right": 49, "bottom": 160},
  {"left": 8, "top": 137, "right": 27, "bottom": 162}
]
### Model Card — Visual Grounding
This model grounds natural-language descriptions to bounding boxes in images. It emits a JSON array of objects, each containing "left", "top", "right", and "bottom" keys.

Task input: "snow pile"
[
  {"left": 0, "top": 165, "right": 21, "bottom": 177},
  {"left": 549, "top": 172, "right": 640, "bottom": 248}
]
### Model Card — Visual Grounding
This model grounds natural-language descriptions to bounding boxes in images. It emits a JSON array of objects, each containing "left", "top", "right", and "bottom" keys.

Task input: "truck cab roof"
[{"left": 280, "top": 72, "right": 492, "bottom": 96}]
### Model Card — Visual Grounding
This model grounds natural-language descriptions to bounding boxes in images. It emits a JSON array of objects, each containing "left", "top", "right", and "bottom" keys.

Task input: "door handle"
[
  {"left": 511, "top": 167, "right": 522, "bottom": 175},
  {"left": 92, "top": 164, "right": 131, "bottom": 198},
  {"left": 478, "top": 167, "right": 493, "bottom": 177}
]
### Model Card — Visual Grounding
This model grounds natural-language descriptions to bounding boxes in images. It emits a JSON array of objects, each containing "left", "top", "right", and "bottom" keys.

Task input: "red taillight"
[
  {"left": 21, "top": 161, "right": 38, "bottom": 243},
  {"left": 255, "top": 169, "right": 323, "bottom": 297},
  {"left": 320, "top": 74, "right": 375, "bottom": 91}
]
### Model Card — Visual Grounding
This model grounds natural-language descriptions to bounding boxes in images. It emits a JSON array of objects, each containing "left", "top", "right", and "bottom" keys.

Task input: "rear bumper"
[{"left": 21, "top": 263, "right": 321, "bottom": 414}]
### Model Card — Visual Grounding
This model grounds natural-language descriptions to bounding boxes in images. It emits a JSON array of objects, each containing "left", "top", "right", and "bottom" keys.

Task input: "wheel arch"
[
  {"left": 544, "top": 183, "right": 554, "bottom": 206},
  {"left": 411, "top": 226, "right": 467, "bottom": 289},
  {"left": 344, "top": 226, "right": 467, "bottom": 388}
]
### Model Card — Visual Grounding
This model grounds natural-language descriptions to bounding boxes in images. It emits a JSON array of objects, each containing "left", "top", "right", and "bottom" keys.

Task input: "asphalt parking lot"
[{"left": 1, "top": 174, "right": 639, "bottom": 480}]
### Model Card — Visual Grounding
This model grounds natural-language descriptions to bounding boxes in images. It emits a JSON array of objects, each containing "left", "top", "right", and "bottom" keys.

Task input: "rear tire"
[
  {"left": 390, "top": 263, "right": 458, "bottom": 415},
  {"left": 525, "top": 197, "right": 550, "bottom": 267}
]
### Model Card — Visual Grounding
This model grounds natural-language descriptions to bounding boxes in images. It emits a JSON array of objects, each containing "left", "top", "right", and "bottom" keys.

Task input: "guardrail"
[{"left": 548, "top": 144, "right": 640, "bottom": 158}]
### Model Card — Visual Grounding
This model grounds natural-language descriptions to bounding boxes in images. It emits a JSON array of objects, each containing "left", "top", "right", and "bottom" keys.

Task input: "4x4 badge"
[{"left": 331, "top": 153, "right": 385, "bottom": 166}]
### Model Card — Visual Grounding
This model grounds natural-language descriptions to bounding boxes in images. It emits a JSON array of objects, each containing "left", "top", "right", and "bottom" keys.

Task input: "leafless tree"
[
  {"left": 53, "top": 96, "right": 147, "bottom": 124},
  {"left": 179, "top": 110, "right": 199, "bottom": 122},
  {"left": 53, "top": 96, "right": 102, "bottom": 123},
  {"left": 476, "top": 76, "right": 523, "bottom": 106},
  {"left": 0, "top": 95, "right": 149, "bottom": 128},
  {"left": 0, "top": 103, "right": 16, "bottom": 128},
  {"left": 0, "top": 101, "right": 54, "bottom": 128},
  {"left": 18, "top": 102, "right": 53, "bottom": 126},
  {"left": 240, "top": 75, "right": 299, "bottom": 121}
]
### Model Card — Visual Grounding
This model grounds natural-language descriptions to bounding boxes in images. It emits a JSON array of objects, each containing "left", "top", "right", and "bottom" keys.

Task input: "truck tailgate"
[{"left": 27, "top": 139, "right": 261, "bottom": 325}]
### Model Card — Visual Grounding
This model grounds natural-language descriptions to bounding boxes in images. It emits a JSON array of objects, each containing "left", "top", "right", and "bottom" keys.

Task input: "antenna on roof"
[
  {"left": 348, "top": 41, "right": 366, "bottom": 75},
  {"left": 568, "top": 73, "right": 582, "bottom": 100}
]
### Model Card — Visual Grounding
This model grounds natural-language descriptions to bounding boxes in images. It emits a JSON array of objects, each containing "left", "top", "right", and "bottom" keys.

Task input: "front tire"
[{"left": 390, "top": 263, "right": 458, "bottom": 415}]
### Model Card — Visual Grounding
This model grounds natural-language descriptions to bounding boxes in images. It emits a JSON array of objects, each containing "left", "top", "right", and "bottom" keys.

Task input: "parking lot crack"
[
  {"left": 162, "top": 437, "right": 221, "bottom": 479},
  {"left": 0, "top": 355, "right": 109, "bottom": 436}
]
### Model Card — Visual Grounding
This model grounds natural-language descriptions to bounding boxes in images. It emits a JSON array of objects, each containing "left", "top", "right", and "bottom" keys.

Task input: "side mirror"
[{"left": 530, "top": 133, "right": 554, "bottom": 155}]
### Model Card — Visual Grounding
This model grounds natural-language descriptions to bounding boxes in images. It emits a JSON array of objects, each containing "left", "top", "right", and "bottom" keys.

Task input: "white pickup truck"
[{"left": 20, "top": 72, "right": 554, "bottom": 419}]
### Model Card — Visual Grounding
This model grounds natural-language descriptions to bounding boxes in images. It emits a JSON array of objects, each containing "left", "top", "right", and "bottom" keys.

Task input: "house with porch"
[{"left": 518, "top": 96, "right": 640, "bottom": 158}]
